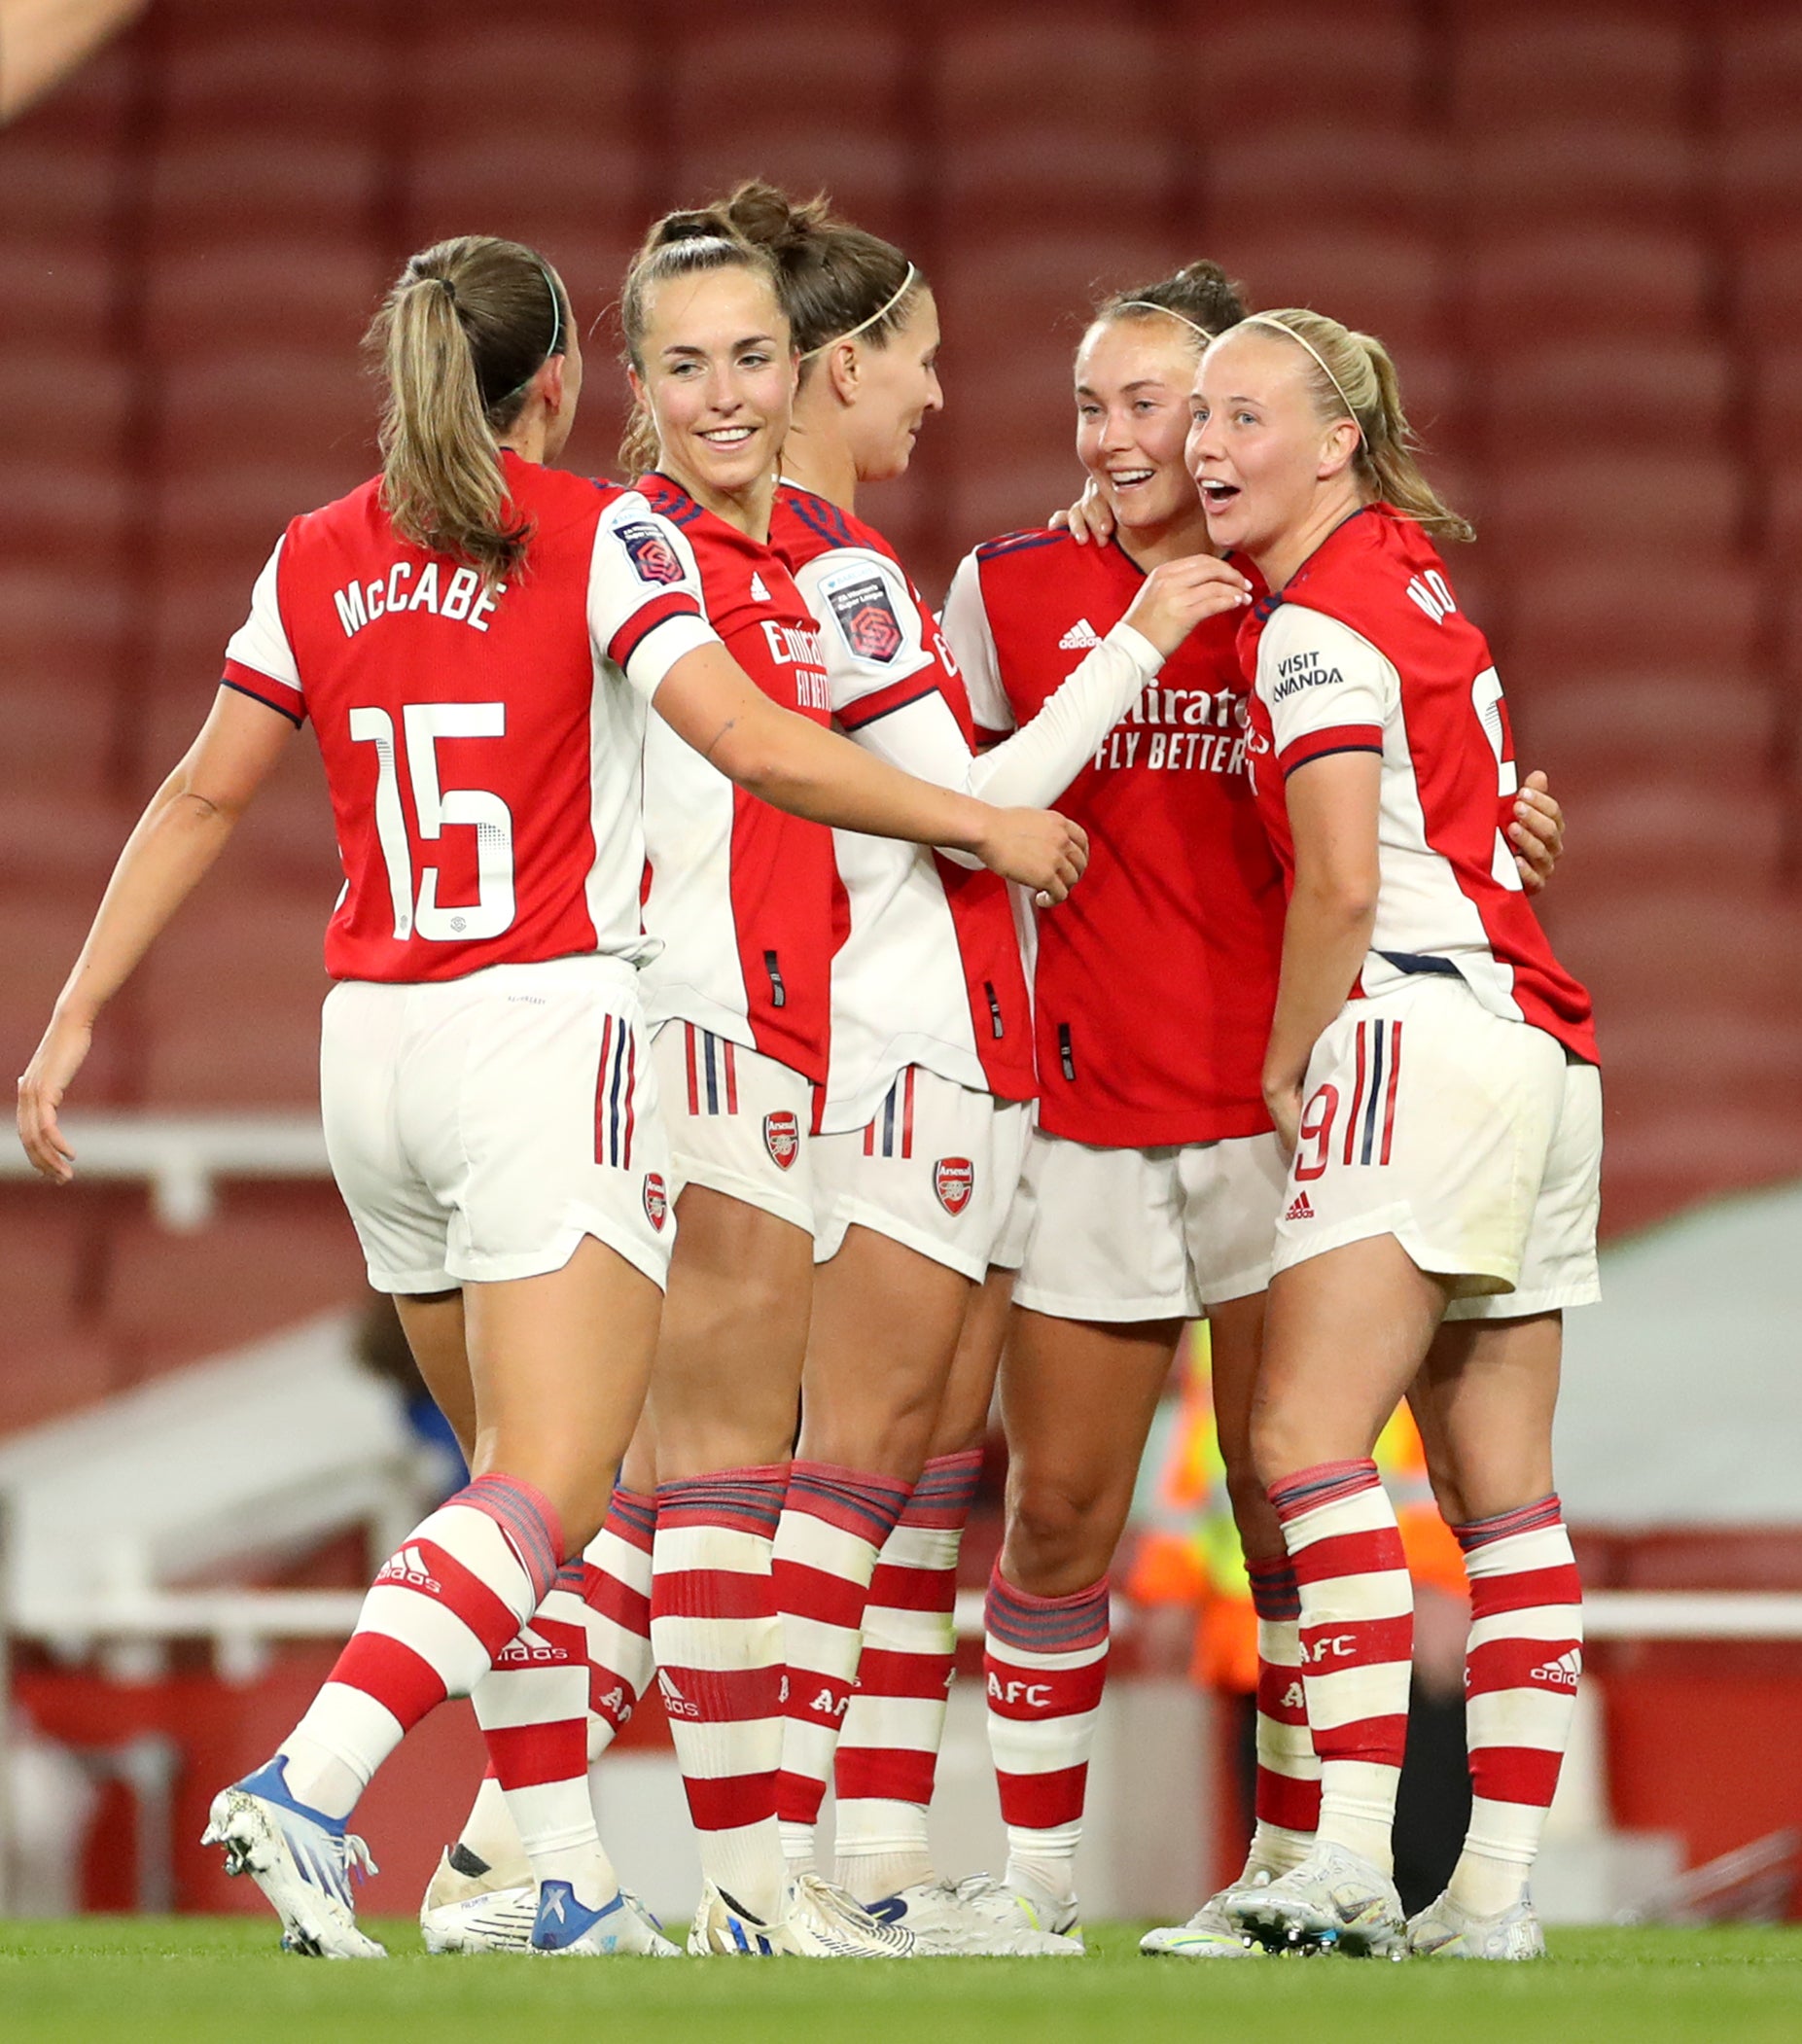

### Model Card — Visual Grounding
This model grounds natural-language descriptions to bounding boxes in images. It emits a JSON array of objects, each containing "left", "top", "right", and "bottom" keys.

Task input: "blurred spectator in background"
[
  {"left": 0, "top": 0, "right": 145, "bottom": 122},
  {"left": 1130, "top": 1324, "right": 1471, "bottom": 1913},
  {"left": 352, "top": 1292, "right": 468, "bottom": 1499}
]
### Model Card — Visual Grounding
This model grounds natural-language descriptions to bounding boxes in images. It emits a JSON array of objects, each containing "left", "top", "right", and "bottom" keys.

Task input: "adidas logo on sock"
[
  {"left": 1058, "top": 617, "right": 1101, "bottom": 650},
  {"left": 377, "top": 1544, "right": 441, "bottom": 1593},
  {"left": 657, "top": 1670, "right": 700, "bottom": 1718},
  {"left": 1530, "top": 1649, "right": 1582, "bottom": 1689},
  {"left": 1285, "top": 1191, "right": 1315, "bottom": 1221}
]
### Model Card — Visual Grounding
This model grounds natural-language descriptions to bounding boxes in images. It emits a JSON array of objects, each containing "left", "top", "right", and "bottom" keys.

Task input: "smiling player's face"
[
  {"left": 631, "top": 266, "right": 796, "bottom": 499},
  {"left": 1188, "top": 329, "right": 1345, "bottom": 570},
  {"left": 1074, "top": 319, "right": 1205, "bottom": 540}
]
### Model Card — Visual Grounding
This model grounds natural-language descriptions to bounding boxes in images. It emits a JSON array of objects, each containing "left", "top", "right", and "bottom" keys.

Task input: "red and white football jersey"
[
  {"left": 221, "top": 453, "right": 716, "bottom": 984},
  {"left": 635, "top": 474, "right": 836, "bottom": 1085},
  {"left": 1239, "top": 505, "right": 1598, "bottom": 1063},
  {"left": 772, "top": 485, "right": 1036, "bottom": 1132},
  {"left": 943, "top": 529, "right": 1285, "bottom": 1148}
]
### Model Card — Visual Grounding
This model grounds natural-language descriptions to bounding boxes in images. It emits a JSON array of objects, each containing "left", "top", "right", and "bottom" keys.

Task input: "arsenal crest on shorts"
[
  {"left": 827, "top": 575, "right": 904, "bottom": 663},
  {"left": 617, "top": 520, "right": 685, "bottom": 586},
  {"left": 643, "top": 1173, "right": 669, "bottom": 1231},
  {"left": 934, "top": 1156, "right": 974, "bottom": 1216},
  {"left": 763, "top": 1110, "right": 800, "bottom": 1171}
]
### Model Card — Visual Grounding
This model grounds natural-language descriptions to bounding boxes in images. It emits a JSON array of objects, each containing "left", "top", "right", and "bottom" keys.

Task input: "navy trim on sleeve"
[{"left": 221, "top": 676, "right": 303, "bottom": 727}]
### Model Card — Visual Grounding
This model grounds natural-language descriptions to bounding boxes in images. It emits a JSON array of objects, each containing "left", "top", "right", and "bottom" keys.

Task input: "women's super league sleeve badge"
[
  {"left": 827, "top": 575, "right": 904, "bottom": 663},
  {"left": 618, "top": 521, "right": 685, "bottom": 585}
]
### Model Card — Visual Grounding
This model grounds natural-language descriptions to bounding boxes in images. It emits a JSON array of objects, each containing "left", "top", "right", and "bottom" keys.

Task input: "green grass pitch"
[{"left": 3, "top": 1919, "right": 1799, "bottom": 2044}]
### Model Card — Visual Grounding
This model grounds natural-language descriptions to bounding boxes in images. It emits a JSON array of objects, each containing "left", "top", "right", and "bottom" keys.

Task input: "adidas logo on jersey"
[
  {"left": 377, "top": 1544, "right": 441, "bottom": 1594},
  {"left": 751, "top": 572, "right": 770, "bottom": 602},
  {"left": 1058, "top": 617, "right": 1101, "bottom": 650},
  {"left": 1531, "top": 1649, "right": 1582, "bottom": 1689},
  {"left": 1285, "top": 1191, "right": 1316, "bottom": 1221}
]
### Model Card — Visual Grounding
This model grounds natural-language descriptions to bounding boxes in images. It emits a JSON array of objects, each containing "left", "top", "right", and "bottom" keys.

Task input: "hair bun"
[{"left": 720, "top": 179, "right": 831, "bottom": 262}]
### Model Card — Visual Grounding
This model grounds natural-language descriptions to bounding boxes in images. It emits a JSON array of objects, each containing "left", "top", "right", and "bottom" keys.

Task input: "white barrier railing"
[{"left": 0, "top": 1112, "right": 329, "bottom": 1228}]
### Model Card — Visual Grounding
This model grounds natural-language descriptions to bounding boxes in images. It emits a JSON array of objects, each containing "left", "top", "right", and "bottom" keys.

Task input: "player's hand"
[
  {"left": 973, "top": 808, "right": 1089, "bottom": 905},
  {"left": 1510, "top": 769, "right": 1564, "bottom": 894},
  {"left": 1048, "top": 477, "right": 1115, "bottom": 547},
  {"left": 1124, "top": 555, "right": 1254, "bottom": 657},
  {"left": 17, "top": 1009, "right": 92, "bottom": 1184}
]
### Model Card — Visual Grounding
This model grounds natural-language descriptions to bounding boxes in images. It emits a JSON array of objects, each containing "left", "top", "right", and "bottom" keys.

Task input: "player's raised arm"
[{"left": 651, "top": 639, "right": 1088, "bottom": 902}]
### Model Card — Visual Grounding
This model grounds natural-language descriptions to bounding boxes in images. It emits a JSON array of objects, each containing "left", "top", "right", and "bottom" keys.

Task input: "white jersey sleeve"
[
  {"left": 794, "top": 546, "right": 936, "bottom": 715},
  {"left": 1256, "top": 603, "right": 1396, "bottom": 774},
  {"left": 940, "top": 549, "right": 1015, "bottom": 738},
  {"left": 222, "top": 536, "right": 304, "bottom": 722},
  {"left": 588, "top": 489, "right": 720, "bottom": 700},
  {"left": 851, "top": 620, "right": 1164, "bottom": 811}
]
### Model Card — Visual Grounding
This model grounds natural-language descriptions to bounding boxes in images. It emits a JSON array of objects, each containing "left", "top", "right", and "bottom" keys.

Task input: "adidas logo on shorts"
[
  {"left": 1531, "top": 1649, "right": 1582, "bottom": 1689},
  {"left": 1285, "top": 1191, "right": 1316, "bottom": 1221},
  {"left": 1058, "top": 617, "right": 1101, "bottom": 650}
]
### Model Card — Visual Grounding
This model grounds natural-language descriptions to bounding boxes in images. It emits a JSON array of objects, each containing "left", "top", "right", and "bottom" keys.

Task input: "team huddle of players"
[{"left": 16, "top": 181, "right": 1598, "bottom": 1965}]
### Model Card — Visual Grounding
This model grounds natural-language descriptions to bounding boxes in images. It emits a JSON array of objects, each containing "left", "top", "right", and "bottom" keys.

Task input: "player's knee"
[{"left": 1004, "top": 1468, "right": 1115, "bottom": 1589}]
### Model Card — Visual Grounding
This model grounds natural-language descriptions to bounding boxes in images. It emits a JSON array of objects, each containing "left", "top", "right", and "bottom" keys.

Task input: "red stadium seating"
[
  {"left": 137, "top": 882, "right": 334, "bottom": 1108},
  {"left": 1502, "top": 559, "right": 1762, "bottom": 674},
  {"left": 1205, "top": 129, "right": 1452, "bottom": 240},
  {"left": 1446, "top": 8, "right": 1699, "bottom": 129},
  {"left": 1461, "top": 227, "right": 1714, "bottom": 345},
  {"left": 146, "top": 134, "right": 378, "bottom": 251},
  {"left": 1513, "top": 677, "right": 1777, "bottom": 791},
  {"left": 141, "top": 240, "right": 387, "bottom": 361},
  {"left": 1181, "top": 2, "right": 1424, "bottom": 129},
  {"left": 934, "top": 14, "right": 1162, "bottom": 130},
  {"left": 1199, "top": 227, "right": 1451, "bottom": 351},
  {"left": 1477, "top": 341, "right": 1733, "bottom": 454},
  {"left": 1455, "top": 127, "right": 1702, "bottom": 233},
  {"left": 0, "top": 894, "right": 135, "bottom": 1103},
  {"left": 1481, "top": 453, "right": 1746, "bottom": 570},
  {"left": 155, "top": 350, "right": 375, "bottom": 470},
  {"left": 411, "top": 15, "right": 646, "bottom": 136},
  {"left": 1713, "top": 130, "right": 1802, "bottom": 242},
  {"left": 103, "top": 1187, "right": 368, "bottom": 1380},
  {"left": 0, "top": 242, "right": 115, "bottom": 351},
  {"left": 1716, "top": 5, "right": 1802, "bottom": 132},
  {"left": 0, "top": 1200, "right": 116, "bottom": 1435},
  {"left": 1732, "top": 230, "right": 1802, "bottom": 346}
]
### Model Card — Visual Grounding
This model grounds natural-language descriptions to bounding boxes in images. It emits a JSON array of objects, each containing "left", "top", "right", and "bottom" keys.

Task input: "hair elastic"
[
  {"left": 1239, "top": 312, "right": 1360, "bottom": 427},
  {"left": 1114, "top": 299, "right": 1214, "bottom": 342},
  {"left": 799, "top": 263, "right": 919, "bottom": 361}
]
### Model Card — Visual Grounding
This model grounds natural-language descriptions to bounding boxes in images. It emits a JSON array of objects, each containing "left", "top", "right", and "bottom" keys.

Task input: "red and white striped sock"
[
  {"left": 773, "top": 1460, "right": 911, "bottom": 1873},
  {"left": 472, "top": 1561, "right": 618, "bottom": 1904},
  {"left": 1270, "top": 1458, "right": 1412, "bottom": 1874},
  {"left": 1451, "top": 1494, "right": 1583, "bottom": 1916},
  {"left": 985, "top": 1567, "right": 1110, "bottom": 1909},
  {"left": 278, "top": 1472, "right": 562, "bottom": 1820},
  {"left": 651, "top": 1463, "right": 789, "bottom": 1923},
  {"left": 833, "top": 1448, "right": 981, "bottom": 1905},
  {"left": 1245, "top": 1553, "right": 1320, "bottom": 1878},
  {"left": 581, "top": 1486, "right": 656, "bottom": 1761}
]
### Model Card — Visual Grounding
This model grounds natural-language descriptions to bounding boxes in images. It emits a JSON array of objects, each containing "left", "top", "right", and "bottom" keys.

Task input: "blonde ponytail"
[
  {"left": 1245, "top": 307, "right": 1474, "bottom": 545},
  {"left": 366, "top": 236, "right": 570, "bottom": 585}
]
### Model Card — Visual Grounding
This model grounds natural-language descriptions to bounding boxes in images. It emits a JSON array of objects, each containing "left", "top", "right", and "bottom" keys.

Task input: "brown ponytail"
[
  {"left": 1093, "top": 260, "right": 1250, "bottom": 351},
  {"left": 617, "top": 207, "right": 786, "bottom": 476},
  {"left": 366, "top": 235, "right": 570, "bottom": 585},
  {"left": 1241, "top": 306, "right": 1474, "bottom": 545},
  {"left": 707, "top": 179, "right": 922, "bottom": 379}
]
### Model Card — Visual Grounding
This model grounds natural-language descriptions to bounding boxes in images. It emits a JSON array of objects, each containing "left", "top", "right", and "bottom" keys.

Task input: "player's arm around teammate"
[{"left": 1191, "top": 311, "right": 1601, "bottom": 1960}]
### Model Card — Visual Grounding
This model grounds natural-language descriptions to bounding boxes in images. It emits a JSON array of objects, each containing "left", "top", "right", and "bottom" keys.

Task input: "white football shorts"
[
  {"left": 650, "top": 1019, "right": 816, "bottom": 1236},
  {"left": 811, "top": 1066, "right": 1033, "bottom": 1281},
  {"left": 1008, "top": 1124, "right": 1290, "bottom": 1321},
  {"left": 321, "top": 955, "right": 674, "bottom": 1295},
  {"left": 1272, "top": 974, "right": 1602, "bottom": 1317}
]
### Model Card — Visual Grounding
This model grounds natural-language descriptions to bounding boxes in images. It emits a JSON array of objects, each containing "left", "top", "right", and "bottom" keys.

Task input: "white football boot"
[
  {"left": 529, "top": 1879, "right": 682, "bottom": 1956},
  {"left": 1140, "top": 1885, "right": 1261, "bottom": 1958},
  {"left": 868, "top": 1876, "right": 1085, "bottom": 1956},
  {"left": 1223, "top": 1840, "right": 1408, "bottom": 1957},
  {"left": 419, "top": 1845, "right": 536, "bottom": 1954},
  {"left": 203, "top": 1759, "right": 384, "bottom": 1958},
  {"left": 1406, "top": 1889, "right": 1545, "bottom": 1960},
  {"left": 688, "top": 1875, "right": 917, "bottom": 1956}
]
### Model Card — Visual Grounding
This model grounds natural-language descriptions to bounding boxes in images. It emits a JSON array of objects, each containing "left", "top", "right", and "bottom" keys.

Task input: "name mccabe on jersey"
[
  {"left": 1091, "top": 680, "right": 1252, "bottom": 775},
  {"left": 333, "top": 560, "right": 504, "bottom": 639}
]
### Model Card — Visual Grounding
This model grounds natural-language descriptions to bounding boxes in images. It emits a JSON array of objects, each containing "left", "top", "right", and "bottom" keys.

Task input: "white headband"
[
  {"left": 1239, "top": 312, "right": 1360, "bottom": 428},
  {"left": 1115, "top": 300, "right": 1214, "bottom": 343},
  {"left": 799, "top": 264, "right": 919, "bottom": 361}
]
